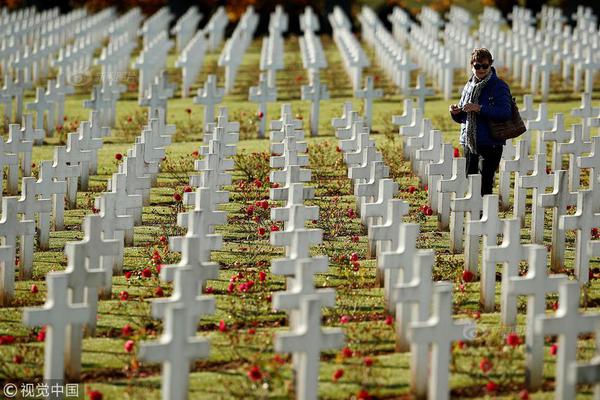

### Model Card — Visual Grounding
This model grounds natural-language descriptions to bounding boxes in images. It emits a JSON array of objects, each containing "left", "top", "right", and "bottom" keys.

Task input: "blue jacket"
[{"left": 451, "top": 67, "right": 512, "bottom": 147}]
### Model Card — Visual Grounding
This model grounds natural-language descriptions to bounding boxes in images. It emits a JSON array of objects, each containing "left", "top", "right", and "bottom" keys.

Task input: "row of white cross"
[
  {"left": 20, "top": 69, "right": 180, "bottom": 397},
  {"left": 331, "top": 101, "right": 476, "bottom": 400},
  {"left": 391, "top": 90, "right": 600, "bottom": 397}
]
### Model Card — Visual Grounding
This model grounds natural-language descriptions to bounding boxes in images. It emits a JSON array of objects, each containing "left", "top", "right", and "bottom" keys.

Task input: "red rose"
[
  {"left": 257, "top": 111, "right": 264, "bottom": 119},
  {"left": 258, "top": 227, "right": 266, "bottom": 236},
  {"left": 479, "top": 357, "right": 492, "bottom": 373},
  {"left": 340, "top": 315, "right": 350, "bottom": 324},
  {"left": 219, "top": 320, "right": 227, "bottom": 332},
  {"left": 462, "top": 270, "right": 474, "bottom": 282},
  {"left": 154, "top": 286, "right": 164, "bottom": 297},
  {"left": 191, "top": 150, "right": 199, "bottom": 158},
  {"left": 88, "top": 390, "right": 103, "bottom": 400},
  {"left": 115, "top": 153, "right": 123, "bottom": 161},
  {"left": 270, "top": 225, "right": 279, "bottom": 232},
  {"left": 260, "top": 200, "right": 269, "bottom": 210},
  {"left": 124, "top": 340, "right": 135, "bottom": 353},
  {"left": 12, "top": 354, "right": 23, "bottom": 364},
  {"left": 350, "top": 252, "right": 359, "bottom": 262},
  {"left": 342, "top": 346, "right": 353, "bottom": 358},
  {"left": 453, "top": 147, "right": 460, "bottom": 158},
  {"left": 183, "top": 186, "right": 192, "bottom": 193},
  {"left": 332, "top": 369, "right": 344, "bottom": 381},
  {"left": 0, "top": 335, "right": 15, "bottom": 345},
  {"left": 119, "top": 291, "right": 129, "bottom": 301},
  {"left": 248, "top": 328, "right": 256, "bottom": 335},
  {"left": 121, "top": 324, "right": 133, "bottom": 337},
  {"left": 205, "top": 286, "right": 214, "bottom": 294},
  {"left": 125, "top": 271, "right": 132, "bottom": 280},
  {"left": 408, "top": 185, "right": 416, "bottom": 193},
  {"left": 141, "top": 268, "right": 151, "bottom": 278},
  {"left": 259, "top": 271, "right": 266, "bottom": 282},
  {"left": 485, "top": 381, "right": 497, "bottom": 393},
  {"left": 550, "top": 343, "right": 558, "bottom": 356},
  {"left": 30, "top": 284, "right": 38, "bottom": 293},
  {"left": 254, "top": 179, "right": 263, "bottom": 188},
  {"left": 173, "top": 193, "right": 182, "bottom": 202},
  {"left": 519, "top": 389, "right": 529, "bottom": 400},
  {"left": 37, "top": 327, "right": 46, "bottom": 342},
  {"left": 385, "top": 315, "right": 393, "bottom": 325},
  {"left": 248, "top": 365, "right": 262, "bottom": 381},
  {"left": 506, "top": 332, "right": 521, "bottom": 347},
  {"left": 363, "top": 356, "right": 373, "bottom": 367}
]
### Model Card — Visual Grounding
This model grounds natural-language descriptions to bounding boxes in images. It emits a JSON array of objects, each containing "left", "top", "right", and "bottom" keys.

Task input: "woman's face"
[{"left": 471, "top": 58, "right": 492, "bottom": 79}]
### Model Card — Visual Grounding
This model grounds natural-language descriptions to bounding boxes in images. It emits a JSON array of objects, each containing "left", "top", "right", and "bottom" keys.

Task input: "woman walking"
[{"left": 449, "top": 48, "right": 513, "bottom": 196}]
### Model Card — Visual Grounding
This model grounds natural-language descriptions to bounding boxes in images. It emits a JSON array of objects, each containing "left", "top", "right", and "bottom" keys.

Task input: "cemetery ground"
[{"left": 1, "top": 35, "right": 599, "bottom": 399}]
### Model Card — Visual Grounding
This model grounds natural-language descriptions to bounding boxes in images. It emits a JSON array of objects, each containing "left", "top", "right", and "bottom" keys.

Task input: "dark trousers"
[{"left": 463, "top": 144, "right": 503, "bottom": 196}]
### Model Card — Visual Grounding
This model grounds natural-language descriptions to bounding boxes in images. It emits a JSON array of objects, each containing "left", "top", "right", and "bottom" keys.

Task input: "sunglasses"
[{"left": 473, "top": 63, "right": 490, "bottom": 70}]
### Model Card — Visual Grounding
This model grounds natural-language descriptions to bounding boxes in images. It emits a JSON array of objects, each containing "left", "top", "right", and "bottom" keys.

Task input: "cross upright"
[
  {"left": 248, "top": 72, "right": 277, "bottom": 138},
  {"left": 410, "top": 73, "right": 434, "bottom": 112},
  {"left": 354, "top": 75, "right": 382, "bottom": 128},
  {"left": 331, "top": 101, "right": 355, "bottom": 130},
  {"left": 504, "top": 140, "right": 534, "bottom": 216},
  {"left": 571, "top": 92, "right": 599, "bottom": 141},
  {"left": 506, "top": 245, "right": 567, "bottom": 390},
  {"left": 541, "top": 112, "right": 571, "bottom": 171},
  {"left": 0, "top": 135, "right": 19, "bottom": 196},
  {"left": 483, "top": 219, "right": 528, "bottom": 316},
  {"left": 429, "top": 143, "right": 454, "bottom": 227},
  {"left": 465, "top": 194, "right": 504, "bottom": 275},
  {"left": 559, "top": 190, "right": 600, "bottom": 284},
  {"left": 35, "top": 160, "right": 66, "bottom": 249},
  {"left": 408, "top": 282, "right": 475, "bottom": 400},
  {"left": 26, "top": 86, "right": 52, "bottom": 131},
  {"left": 63, "top": 241, "right": 107, "bottom": 378},
  {"left": 539, "top": 170, "right": 576, "bottom": 272},
  {"left": 557, "top": 124, "right": 591, "bottom": 192},
  {"left": 194, "top": 74, "right": 224, "bottom": 132},
  {"left": 272, "top": 256, "right": 335, "bottom": 315},
  {"left": 274, "top": 295, "right": 344, "bottom": 400},
  {"left": 17, "top": 177, "right": 51, "bottom": 279},
  {"left": 377, "top": 222, "right": 420, "bottom": 349},
  {"left": 138, "top": 305, "right": 211, "bottom": 400},
  {"left": 22, "top": 273, "right": 90, "bottom": 387},
  {"left": 535, "top": 281, "right": 600, "bottom": 400},
  {"left": 152, "top": 267, "right": 216, "bottom": 337},
  {"left": 439, "top": 157, "right": 468, "bottom": 253},
  {"left": 519, "top": 153, "right": 554, "bottom": 243},
  {"left": 390, "top": 250, "right": 434, "bottom": 395},
  {"left": 578, "top": 135, "right": 600, "bottom": 213},
  {"left": 301, "top": 71, "right": 329, "bottom": 137}
]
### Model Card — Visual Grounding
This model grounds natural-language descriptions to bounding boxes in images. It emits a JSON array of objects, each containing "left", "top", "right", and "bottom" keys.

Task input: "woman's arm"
[{"left": 479, "top": 81, "right": 512, "bottom": 121}]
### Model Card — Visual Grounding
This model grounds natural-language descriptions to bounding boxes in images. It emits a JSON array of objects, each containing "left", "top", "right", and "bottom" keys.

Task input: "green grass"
[{"left": 0, "top": 32, "right": 599, "bottom": 400}]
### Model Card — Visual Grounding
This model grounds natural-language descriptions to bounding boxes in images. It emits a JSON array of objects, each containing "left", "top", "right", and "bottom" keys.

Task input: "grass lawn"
[{"left": 0, "top": 27, "right": 599, "bottom": 400}]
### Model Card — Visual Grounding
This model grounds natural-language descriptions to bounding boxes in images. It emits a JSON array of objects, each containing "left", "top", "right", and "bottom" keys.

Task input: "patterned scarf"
[{"left": 464, "top": 69, "right": 493, "bottom": 153}]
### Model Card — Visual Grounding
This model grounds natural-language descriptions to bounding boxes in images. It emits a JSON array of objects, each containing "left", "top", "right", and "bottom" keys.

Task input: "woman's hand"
[
  {"left": 449, "top": 104, "right": 462, "bottom": 115},
  {"left": 462, "top": 103, "right": 481, "bottom": 112}
]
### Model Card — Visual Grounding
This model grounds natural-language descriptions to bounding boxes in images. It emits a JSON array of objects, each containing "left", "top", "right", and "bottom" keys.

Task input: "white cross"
[
  {"left": 138, "top": 305, "right": 210, "bottom": 400},
  {"left": 506, "top": 245, "right": 567, "bottom": 390},
  {"left": 408, "top": 282, "right": 475, "bottom": 400},
  {"left": 23, "top": 272, "right": 90, "bottom": 384},
  {"left": 465, "top": 194, "right": 504, "bottom": 276},
  {"left": 539, "top": 170, "right": 576, "bottom": 272},
  {"left": 519, "top": 153, "right": 554, "bottom": 243},
  {"left": 505, "top": 140, "right": 534, "bottom": 219},
  {"left": 152, "top": 267, "right": 216, "bottom": 337},
  {"left": 557, "top": 124, "right": 591, "bottom": 192},
  {"left": 410, "top": 73, "right": 434, "bottom": 112},
  {"left": 439, "top": 157, "right": 468, "bottom": 253},
  {"left": 571, "top": 92, "right": 599, "bottom": 141},
  {"left": 535, "top": 281, "right": 600, "bottom": 400},
  {"left": 559, "top": 190, "right": 600, "bottom": 284},
  {"left": 274, "top": 295, "right": 344, "bottom": 400},
  {"left": 377, "top": 222, "right": 418, "bottom": 349},
  {"left": 452, "top": 174, "right": 482, "bottom": 269},
  {"left": 354, "top": 75, "right": 382, "bottom": 128},
  {"left": 194, "top": 74, "right": 224, "bottom": 132},
  {"left": 541, "top": 113, "right": 572, "bottom": 171},
  {"left": 301, "top": 71, "right": 329, "bottom": 136},
  {"left": 249, "top": 73, "right": 277, "bottom": 138},
  {"left": 389, "top": 250, "right": 434, "bottom": 396},
  {"left": 483, "top": 219, "right": 527, "bottom": 315},
  {"left": 578, "top": 135, "right": 600, "bottom": 213}
]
